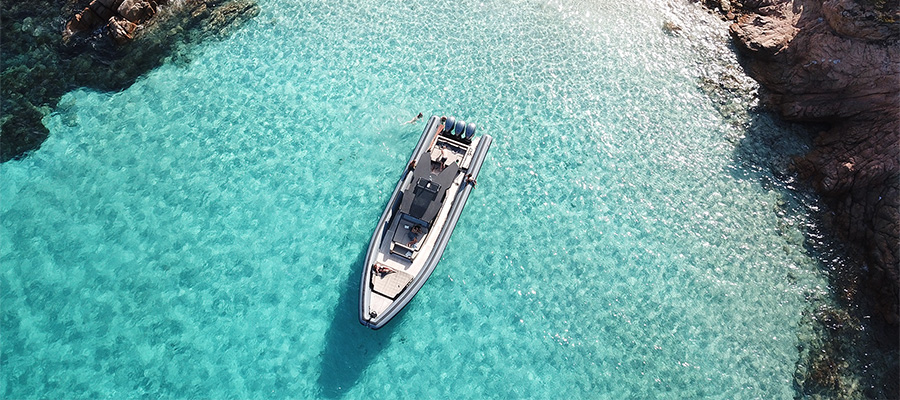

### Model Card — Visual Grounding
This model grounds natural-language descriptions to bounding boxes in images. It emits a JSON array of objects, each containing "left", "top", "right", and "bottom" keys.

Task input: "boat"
[{"left": 359, "top": 115, "right": 493, "bottom": 329}]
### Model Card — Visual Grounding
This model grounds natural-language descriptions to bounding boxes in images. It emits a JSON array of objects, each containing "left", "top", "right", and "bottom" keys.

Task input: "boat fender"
[
  {"left": 464, "top": 122, "right": 476, "bottom": 139},
  {"left": 444, "top": 116, "right": 456, "bottom": 134},
  {"left": 454, "top": 120, "right": 466, "bottom": 137}
]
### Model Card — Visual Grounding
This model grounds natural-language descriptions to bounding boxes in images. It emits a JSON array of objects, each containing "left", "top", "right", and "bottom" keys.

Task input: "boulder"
[
  {"left": 64, "top": 0, "right": 124, "bottom": 39},
  {"left": 117, "top": 0, "right": 157, "bottom": 24},
  {"left": 822, "top": 0, "right": 900, "bottom": 41},
  {"left": 64, "top": 9, "right": 103, "bottom": 37},
  {"left": 108, "top": 16, "right": 138, "bottom": 44},
  {"left": 729, "top": 13, "right": 797, "bottom": 58},
  {"left": 88, "top": 0, "right": 117, "bottom": 21},
  {"left": 95, "top": 0, "right": 124, "bottom": 8}
]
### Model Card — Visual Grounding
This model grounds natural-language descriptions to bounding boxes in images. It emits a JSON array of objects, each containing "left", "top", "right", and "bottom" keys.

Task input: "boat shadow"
[{"left": 316, "top": 249, "right": 401, "bottom": 398}]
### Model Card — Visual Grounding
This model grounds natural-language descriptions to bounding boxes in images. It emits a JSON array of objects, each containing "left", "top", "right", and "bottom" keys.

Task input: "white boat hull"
[{"left": 359, "top": 116, "right": 493, "bottom": 329}]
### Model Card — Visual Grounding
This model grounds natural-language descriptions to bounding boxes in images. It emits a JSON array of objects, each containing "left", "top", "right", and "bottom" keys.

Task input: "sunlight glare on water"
[{"left": 1, "top": 0, "right": 831, "bottom": 398}]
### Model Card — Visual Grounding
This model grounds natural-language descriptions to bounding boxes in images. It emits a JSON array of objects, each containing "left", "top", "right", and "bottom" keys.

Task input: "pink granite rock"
[
  {"left": 108, "top": 16, "right": 138, "bottom": 44},
  {"left": 730, "top": 0, "right": 899, "bottom": 324},
  {"left": 118, "top": 0, "right": 157, "bottom": 24}
]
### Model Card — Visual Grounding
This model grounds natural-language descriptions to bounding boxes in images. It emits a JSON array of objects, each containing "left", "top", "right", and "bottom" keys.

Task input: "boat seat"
[
  {"left": 372, "top": 268, "right": 414, "bottom": 299},
  {"left": 431, "top": 145, "right": 462, "bottom": 167},
  {"left": 403, "top": 178, "right": 438, "bottom": 220},
  {"left": 390, "top": 242, "right": 417, "bottom": 260},
  {"left": 391, "top": 215, "right": 428, "bottom": 249},
  {"left": 443, "top": 153, "right": 463, "bottom": 168},
  {"left": 421, "top": 161, "right": 459, "bottom": 223},
  {"left": 400, "top": 151, "right": 434, "bottom": 214},
  {"left": 430, "top": 148, "right": 444, "bottom": 163}
]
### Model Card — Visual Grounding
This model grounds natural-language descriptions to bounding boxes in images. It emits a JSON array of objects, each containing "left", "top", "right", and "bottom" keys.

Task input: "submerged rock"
[
  {"left": 0, "top": 0, "right": 260, "bottom": 162},
  {"left": 726, "top": 0, "right": 899, "bottom": 325},
  {"left": 662, "top": 20, "right": 683, "bottom": 34},
  {"left": 64, "top": 0, "right": 164, "bottom": 44},
  {"left": 708, "top": 0, "right": 899, "bottom": 397}
]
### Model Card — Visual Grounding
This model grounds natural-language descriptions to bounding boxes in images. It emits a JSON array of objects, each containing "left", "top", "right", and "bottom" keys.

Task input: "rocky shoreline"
[
  {"left": 715, "top": 0, "right": 899, "bottom": 324},
  {"left": 0, "top": 0, "right": 260, "bottom": 162},
  {"left": 2, "top": 0, "right": 897, "bottom": 396},
  {"left": 697, "top": 0, "right": 898, "bottom": 396}
]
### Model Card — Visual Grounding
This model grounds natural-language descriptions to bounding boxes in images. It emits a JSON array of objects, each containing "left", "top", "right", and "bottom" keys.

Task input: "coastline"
[
  {"left": 0, "top": 0, "right": 260, "bottom": 162},
  {"left": 695, "top": 0, "right": 899, "bottom": 396},
  {"left": 1, "top": 0, "right": 892, "bottom": 396},
  {"left": 717, "top": 0, "right": 898, "bottom": 323}
]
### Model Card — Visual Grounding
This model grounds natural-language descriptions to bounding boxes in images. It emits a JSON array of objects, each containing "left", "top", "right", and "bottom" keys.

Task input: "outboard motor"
[
  {"left": 464, "top": 122, "right": 477, "bottom": 139},
  {"left": 444, "top": 116, "right": 456, "bottom": 135},
  {"left": 454, "top": 120, "right": 466, "bottom": 138}
]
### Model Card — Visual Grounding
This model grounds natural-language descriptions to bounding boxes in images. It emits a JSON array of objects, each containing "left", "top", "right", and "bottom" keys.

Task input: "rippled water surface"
[{"left": 2, "top": 0, "right": 834, "bottom": 398}]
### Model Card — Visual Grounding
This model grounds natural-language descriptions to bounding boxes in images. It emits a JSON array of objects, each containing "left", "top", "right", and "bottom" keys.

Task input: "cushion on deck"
[{"left": 372, "top": 269, "right": 414, "bottom": 299}]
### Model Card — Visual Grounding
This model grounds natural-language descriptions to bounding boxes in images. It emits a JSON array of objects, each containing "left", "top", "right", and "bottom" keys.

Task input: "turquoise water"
[{"left": 2, "top": 0, "right": 836, "bottom": 398}]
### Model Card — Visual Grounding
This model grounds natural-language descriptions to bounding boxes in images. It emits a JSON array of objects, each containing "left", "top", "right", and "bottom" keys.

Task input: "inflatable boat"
[{"left": 359, "top": 115, "right": 493, "bottom": 329}]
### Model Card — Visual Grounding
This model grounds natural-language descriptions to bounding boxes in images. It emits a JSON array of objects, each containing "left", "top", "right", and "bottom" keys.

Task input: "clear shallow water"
[{"left": 2, "top": 0, "right": 834, "bottom": 398}]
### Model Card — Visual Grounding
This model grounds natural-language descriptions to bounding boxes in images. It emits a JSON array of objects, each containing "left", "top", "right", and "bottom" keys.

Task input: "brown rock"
[
  {"left": 63, "top": 0, "right": 169, "bottom": 44},
  {"left": 64, "top": 0, "right": 126, "bottom": 40},
  {"left": 732, "top": 0, "right": 900, "bottom": 122},
  {"left": 823, "top": 0, "right": 900, "bottom": 41},
  {"left": 64, "top": 9, "right": 103, "bottom": 37},
  {"left": 730, "top": 0, "right": 900, "bottom": 327},
  {"left": 96, "top": 0, "right": 125, "bottom": 8},
  {"left": 108, "top": 16, "right": 138, "bottom": 44},
  {"left": 118, "top": 0, "right": 157, "bottom": 24},
  {"left": 88, "top": 0, "right": 117, "bottom": 21},
  {"left": 729, "top": 13, "right": 797, "bottom": 58}
]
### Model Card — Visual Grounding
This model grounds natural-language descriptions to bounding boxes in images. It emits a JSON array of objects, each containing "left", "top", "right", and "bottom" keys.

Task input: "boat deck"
[{"left": 367, "top": 134, "right": 478, "bottom": 315}]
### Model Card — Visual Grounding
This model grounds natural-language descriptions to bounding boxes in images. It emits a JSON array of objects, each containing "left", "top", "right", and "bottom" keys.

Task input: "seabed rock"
[
  {"left": 0, "top": 0, "right": 260, "bottom": 162},
  {"left": 699, "top": 0, "right": 899, "bottom": 397},
  {"left": 662, "top": 20, "right": 683, "bottom": 34}
]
